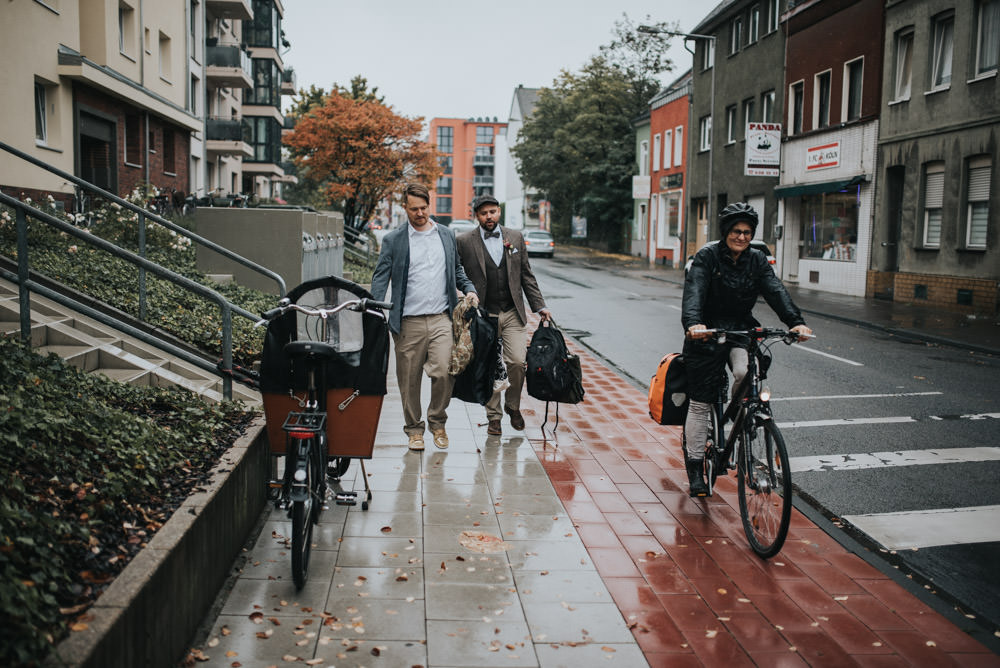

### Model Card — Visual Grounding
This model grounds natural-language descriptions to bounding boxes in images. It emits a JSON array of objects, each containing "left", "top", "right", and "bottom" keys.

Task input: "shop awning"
[{"left": 774, "top": 174, "right": 868, "bottom": 199}]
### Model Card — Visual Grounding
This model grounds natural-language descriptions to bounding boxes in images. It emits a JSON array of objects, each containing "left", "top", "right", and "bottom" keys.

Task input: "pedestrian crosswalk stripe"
[
  {"left": 789, "top": 447, "right": 1000, "bottom": 472},
  {"left": 778, "top": 416, "right": 916, "bottom": 428},
  {"left": 772, "top": 391, "right": 943, "bottom": 402},
  {"left": 841, "top": 505, "right": 1000, "bottom": 549}
]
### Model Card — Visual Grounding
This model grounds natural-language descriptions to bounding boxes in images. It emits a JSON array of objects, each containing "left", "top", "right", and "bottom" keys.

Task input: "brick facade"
[{"left": 867, "top": 270, "right": 999, "bottom": 314}]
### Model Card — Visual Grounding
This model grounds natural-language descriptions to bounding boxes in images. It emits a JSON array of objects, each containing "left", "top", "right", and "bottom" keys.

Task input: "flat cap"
[{"left": 471, "top": 194, "right": 500, "bottom": 211}]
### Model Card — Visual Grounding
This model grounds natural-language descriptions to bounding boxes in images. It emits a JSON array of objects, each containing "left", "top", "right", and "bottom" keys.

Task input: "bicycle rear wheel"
[
  {"left": 290, "top": 447, "right": 315, "bottom": 589},
  {"left": 737, "top": 418, "right": 792, "bottom": 558}
]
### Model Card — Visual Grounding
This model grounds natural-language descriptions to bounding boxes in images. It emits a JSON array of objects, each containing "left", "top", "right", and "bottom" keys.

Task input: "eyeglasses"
[{"left": 729, "top": 229, "right": 753, "bottom": 238}]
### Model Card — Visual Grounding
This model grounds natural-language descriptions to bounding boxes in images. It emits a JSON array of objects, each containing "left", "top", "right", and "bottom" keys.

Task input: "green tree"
[{"left": 512, "top": 14, "right": 675, "bottom": 251}]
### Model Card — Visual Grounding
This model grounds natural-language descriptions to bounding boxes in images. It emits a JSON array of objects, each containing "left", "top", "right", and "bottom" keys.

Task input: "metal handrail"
[
  {"left": 0, "top": 140, "right": 286, "bottom": 298},
  {"left": 2, "top": 192, "right": 260, "bottom": 400}
]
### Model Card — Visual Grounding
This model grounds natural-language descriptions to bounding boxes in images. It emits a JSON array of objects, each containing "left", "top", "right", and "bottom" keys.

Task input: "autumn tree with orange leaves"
[{"left": 284, "top": 85, "right": 440, "bottom": 230}]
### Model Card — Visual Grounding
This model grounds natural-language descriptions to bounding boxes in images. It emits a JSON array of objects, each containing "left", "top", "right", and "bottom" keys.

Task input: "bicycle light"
[
  {"left": 293, "top": 469, "right": 307, "bottom": 482},
  {"left": 759, "top": 386, "right": 772, "bottom": 402}
]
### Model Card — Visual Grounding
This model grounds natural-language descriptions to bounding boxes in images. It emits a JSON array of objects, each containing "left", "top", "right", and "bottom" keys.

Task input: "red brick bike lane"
[{"left": 517, "top": 335, "right": 999, "bottom": 667}]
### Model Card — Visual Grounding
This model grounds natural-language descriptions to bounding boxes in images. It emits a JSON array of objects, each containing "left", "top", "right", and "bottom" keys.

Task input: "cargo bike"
[{"left": 256, "top": 275, "right": 391, "bottom": 589}]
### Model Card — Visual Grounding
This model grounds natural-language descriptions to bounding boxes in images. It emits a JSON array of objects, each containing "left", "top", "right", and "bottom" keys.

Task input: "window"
[
  {"left": 975, "top": 0, "right": 999, "bottom": 77},
  {"left": 761, "top": 90, "right": 775, "bottom": 122},
  {"left": 749, "top": 5, "right": 760, "bottom": 43},
  {"left": 436, "top": 197, "right": 452, "bottom": 214},
  {"left": 966, "top": 156, "right": 992, "bottom": 248},
  {"left": 475, "top": 126, "right": 494, "bottom": 144},
  {"left": 845, "top": 58, "right": 863, "bottom": 121},
  {"left": 437, "top": 126, "right": 453, "bottom": 153},
  {"left": 742, "top": 98, "right": 755, "bottom": 132},
  {"left": 118, "top": 2, "right": 135, "bottom": 56},
  {"left": 726, "top": 105, "right": 737, "bottom": 143},
  {"left": 34, "top": 83, "right": 47, "bottom": 143},
  {"left": 702, "top": 38, "right": 715, "bottom": 71},
  {"left": 436, "top": 176, "right": 452, "bottom": 195},
  {"left": 653, "top": 133, "right": 661, "bottom": 171},
  {"left": 699, "top": 116, "right": 712, "bottom": 151},
  {"left": 666, "top": 193, "right": 682, "bottom": 236},
  {"left": 768, "top": 0, "right": 780, "bottom": 33},
  {"left": 923, "top": 162, "right": 945, "bottom": 247},
  {"left": 246, "top": 59, "right": 280, "bottom": 106},
  {"left": 162, "top": 127, "right": 175, "bottom": 174},
  {"left": 245, "top": 0, "right": 280, "bottom": 49},
  {"left": 730, "top": 16, "right": 743, "bottom": 54},
  {"left": 815, "top": 70, "right": 831, "bottom": 128},
  {"left": 790, "top": 81, "right": 804, "bottom": 135},
  {"left": 893, "top": 28, "right": 914, "bottom": 101},
  {"left": 125, "top": 113, "right": 141, "bottom": 165},
  {"left": 664, "top": 129, "right": 673, "bottom": 168},
  {"left": 439, "top": 155, "right": 452, "bottom": 174},
  {"left": 158, "top": 31, "right": 172, "bottom": 81},
  {"left": 639, "top": 140, "right": 649, "bottom": 176},
  {"left": 242, "top": 116, "right": 281, "bottom": 163},
  {"left": 673, "top": 126, "right": 684, "bottom": 165},
  {"left": 799, "top": 189, "right": 860, "bottom": 261},
  {"left": 930, "top": 13, "right": 954, "bottom": 89}
]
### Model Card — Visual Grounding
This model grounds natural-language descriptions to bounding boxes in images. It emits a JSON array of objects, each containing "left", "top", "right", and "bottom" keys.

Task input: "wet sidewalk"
[{"left": 189, "top": 334, "right": 999, "bottom": 666}]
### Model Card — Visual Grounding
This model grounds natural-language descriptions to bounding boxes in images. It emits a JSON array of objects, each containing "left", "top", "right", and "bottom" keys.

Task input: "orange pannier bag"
[{"left": 648, "top": 353, "right": 689, "bottom": 425}]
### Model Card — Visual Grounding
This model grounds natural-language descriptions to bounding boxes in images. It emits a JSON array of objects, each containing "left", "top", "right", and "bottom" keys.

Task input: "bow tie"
[{"left": 485, "top": 231, "right": 500, "bottom": 239}]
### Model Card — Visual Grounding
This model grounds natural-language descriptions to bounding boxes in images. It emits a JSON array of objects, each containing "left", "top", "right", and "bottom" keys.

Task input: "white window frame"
[
  {"left": 789, "top": 80, "right": 804, "bottom": 135},
  {"left": 893, "top": 28, "right": 914, "bottom": 101},
  {"left": 158, "top": 31, "right": 172, "bottom": 82},
  {"left": 966, "top": 155, "right": 992, "bottom": 248},
  {"left": 814, "top": 69, "right": 832, "bottom": 129},
  {"left": 673, "top": 126, "right": 684, "bottom": 166},
  {"left": 726, "top": 105, "right": 737, "bottom": 144},
  {"left": 742, "top": 98, "right": 755, "bottom": 130},
  {"left": 667, "top": 192, "right": 682, "bottom": 237},
  {"left": 653, "top": 133, "right": 661, "bottom": 172},
  {"left": 663, "top": 129, "right": 673, "bottom": 168},
  {"left": 34, "top": 82, "right": 47, "bottom": 144},
  {"left": 748, "top": 5, "right": 760, "bottom": 44},
  {"left": 923, "top": 162, "right": 945, "bottom": 248},
  {"left": 699, "top": 116, "right": 712, "bottom": 152},
  {"left": 702, "top": 39, "right": 715, "bottom": 71},
  {"left": 730, "top": 16, "right": 743, "bottom": 55},
  {"left": 768, "top": 0, "right": 780, "bottom": 33},
  {"left": 843, "top": 57, "right": 864, "bottom": 121},
  {"left": 975, "top": 0, "right": 999, "bottom": 78},
  {"left": 930, "top": 13, "right": 954, "bottom": 90},
  {"left": 761, "top": 90, "right": 775, "bottom": 123},
  {"left": 639, "top": 140, "right": 649, "bottom": 176},
  {"left": 118, "top": 2, "right": 136, "bottom": 58}
]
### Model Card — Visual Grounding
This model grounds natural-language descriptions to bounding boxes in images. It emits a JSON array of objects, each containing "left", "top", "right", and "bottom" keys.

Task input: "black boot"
[{"left": 685, "top": 456, "right": 709, "bottom": 497}]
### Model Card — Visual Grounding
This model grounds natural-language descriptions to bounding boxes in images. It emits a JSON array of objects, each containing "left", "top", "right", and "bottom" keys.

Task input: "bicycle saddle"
[{"left": 284, "top": 340, "right": 340, "bottom": 361}]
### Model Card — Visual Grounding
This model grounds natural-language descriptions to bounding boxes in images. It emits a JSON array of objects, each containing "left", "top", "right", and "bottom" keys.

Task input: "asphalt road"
[{"left": 527, "top": 250, "right": 1000, "bottom": 641}]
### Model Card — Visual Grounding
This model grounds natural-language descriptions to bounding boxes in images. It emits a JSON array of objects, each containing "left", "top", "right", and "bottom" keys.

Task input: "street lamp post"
[{"left": 638, "top": 25, "right": 716, "bottom": 259}]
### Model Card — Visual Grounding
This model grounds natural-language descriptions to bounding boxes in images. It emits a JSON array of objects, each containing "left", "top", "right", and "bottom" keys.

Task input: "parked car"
[
  {"left": 523, "top": 229, "right": 555, "bottom": 258},
  {"left": 684, "top": 240, "right": 775, "bottom": 274},
  {"left": 446, "top": 219, "right": 478, "bottom": 235}
]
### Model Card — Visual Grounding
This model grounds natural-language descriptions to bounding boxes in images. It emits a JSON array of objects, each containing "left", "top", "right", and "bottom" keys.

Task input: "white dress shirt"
[
  {"left": 402, "top": 222, "right": 448, "bottom": 317},
  {"left": 481, "top": 226, "right": 503, "bottom": 266}
]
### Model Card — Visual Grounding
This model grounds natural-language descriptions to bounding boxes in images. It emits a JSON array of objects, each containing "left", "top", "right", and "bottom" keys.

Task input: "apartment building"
[
  {"left": 774, "top": 0, "right": 884, "bottom": 297},
  {"left": 872, "top": 0, "right": 998, "bottom": 313},
  {"left": 631, "top": 112, "right": 651, "bottom": 257},
  {"left": 0, "top": 0, "right": 294, "bottom": 207},
  {"left": 495, "top": 86, "right": 541, "bottom": 231},
  {"left": 648, "top": 70, "right": 693, "bottom": 267},
  {"left": 688, "top": 0, "right": 787, "bottom": 259},
  {"left": 428, "top": 117, "right": 507, "bottom": 225}
]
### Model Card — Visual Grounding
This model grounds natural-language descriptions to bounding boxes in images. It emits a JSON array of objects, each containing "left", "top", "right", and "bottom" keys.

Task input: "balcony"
[
  {"left": 473, "top": 175, "right": 494, "bottom": 187},
  {"left": 205, "top": 0, "right": 252, "bottom": 20},
  {"left": 206, "top": 44, "right": 252, "bottom": 89},
  {"left": 281, "top": 67, "right": 296, "bottom": 95},
  {"left": 205, "top": 117, "right": 252, "bottom": 158},
  {"left": 473, "top": 154, "right": 495, "bottom": 166}
]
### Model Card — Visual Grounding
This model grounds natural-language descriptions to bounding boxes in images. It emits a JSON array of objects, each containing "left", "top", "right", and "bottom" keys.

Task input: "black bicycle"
[
  {"left": 692, "top": 327, "right": 811, "bottom": 559},
  {"left": 257, "top": 291, "right": 390, "bottom": 588}
]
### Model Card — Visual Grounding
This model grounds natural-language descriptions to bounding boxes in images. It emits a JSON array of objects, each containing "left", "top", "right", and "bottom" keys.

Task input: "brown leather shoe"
[
  {"left": 487, "top": 419, "right": 502, "bottom": 435},
  {"left": 505, "top": 409, "right": 525, "bottom": 431},
  {"left": 408, "top": 433, "right": 424, "bottom": 451},
  {"left": 431, "top": 429, "right": 449, "bottom": 449}
]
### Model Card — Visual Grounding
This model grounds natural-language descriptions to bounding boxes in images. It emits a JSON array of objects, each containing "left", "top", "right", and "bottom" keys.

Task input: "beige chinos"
[
  {"left": 394, "top": 313, "right": 453, "bottom": 436},
  {"left": 486, "top": 309, "right": 527, "bottom": 421}
]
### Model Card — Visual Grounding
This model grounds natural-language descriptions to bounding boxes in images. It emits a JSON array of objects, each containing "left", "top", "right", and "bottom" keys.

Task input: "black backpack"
[{"left": 525, "top": 322, "right": 585, "bottom": 404}]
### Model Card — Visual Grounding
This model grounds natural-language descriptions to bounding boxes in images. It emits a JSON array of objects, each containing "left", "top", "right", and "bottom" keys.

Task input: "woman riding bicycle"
[{"left": 681, "top": 202, "right": 812, "bottom": 497}]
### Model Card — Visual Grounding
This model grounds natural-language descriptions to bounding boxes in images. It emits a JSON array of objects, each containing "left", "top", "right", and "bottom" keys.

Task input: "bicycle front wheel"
[
  {"left": 290, "top": 452, "right": 314, "bottom": 590},
  {"left": 737, "top": 418, "right": 792, "bottom": 559}
]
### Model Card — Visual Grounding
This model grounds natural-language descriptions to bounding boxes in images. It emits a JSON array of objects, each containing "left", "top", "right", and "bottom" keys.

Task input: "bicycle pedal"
[{"left": 334, "top": 491, "right": 357, "bottom": 506}]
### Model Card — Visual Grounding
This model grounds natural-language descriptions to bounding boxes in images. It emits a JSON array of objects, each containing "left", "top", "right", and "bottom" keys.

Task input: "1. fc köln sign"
[{"left": 806, "top": 141, "right": 840, "bottom": 171}]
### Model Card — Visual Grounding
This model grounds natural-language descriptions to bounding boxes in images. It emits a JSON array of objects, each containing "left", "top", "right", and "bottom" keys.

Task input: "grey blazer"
[
  {"left": 370, "top": 223, "right": 477, "bottom": 334},
  {"left": 456, "top": 226, "right": 546, "bottom": 326}
]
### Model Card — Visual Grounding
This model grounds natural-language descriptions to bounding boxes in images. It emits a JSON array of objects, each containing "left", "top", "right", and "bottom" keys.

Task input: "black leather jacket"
[{"left": 682, "top": 241, "right": 804, "bottom": 332}]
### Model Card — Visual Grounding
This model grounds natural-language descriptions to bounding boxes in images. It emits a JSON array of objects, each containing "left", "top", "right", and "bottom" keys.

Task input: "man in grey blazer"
[
  {"left": 371, "top": 183, "right": 478, "bottom": 451},
  {"left": 456, "top": 194, "right": 551, "bottom": 436}
]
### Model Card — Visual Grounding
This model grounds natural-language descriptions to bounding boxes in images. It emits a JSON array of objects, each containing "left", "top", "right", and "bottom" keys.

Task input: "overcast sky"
[{"left": 281, "top": 1, "right": 714, "bottom": 124}]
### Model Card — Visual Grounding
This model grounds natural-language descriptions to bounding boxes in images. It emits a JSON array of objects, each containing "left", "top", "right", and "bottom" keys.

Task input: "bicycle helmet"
[{"left": 719, "top": 202, "right": 759, "bottom": 238}]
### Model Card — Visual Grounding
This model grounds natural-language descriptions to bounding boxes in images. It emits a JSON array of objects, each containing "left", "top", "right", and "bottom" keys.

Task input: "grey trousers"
[
  {"left": 486, "top": 309, "right": 528, "bottom": 421},
  {"left": 684, "top": 347, "right": 748, "bottom": 460}
]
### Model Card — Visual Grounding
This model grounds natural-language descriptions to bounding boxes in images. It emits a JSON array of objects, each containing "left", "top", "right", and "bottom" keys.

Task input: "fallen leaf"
[
  {"left": 221, "top": 626, "right": 231, "bottom": 636},
  {"left": 601, "top": 646, "right": 616, "bottom": 652},
  {"left": 207, "top": 637, "right": 220, "bottom": 647},
  {"left": 249, "top": 612, "right": 264, "bottom": 624},
  {"left": 225, "top": 651, "right": 237, "bottom": 657},
  {"left": 706, "top": 630, "right": 718, "bottom": 638},
  {"left": 70, "top": 622, "right": 89, "bottom": 632}
]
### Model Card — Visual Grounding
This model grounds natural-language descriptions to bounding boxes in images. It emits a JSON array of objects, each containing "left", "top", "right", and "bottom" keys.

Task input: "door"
[{"left": 885, "top": 166, "right": 904, "bottom": 273}]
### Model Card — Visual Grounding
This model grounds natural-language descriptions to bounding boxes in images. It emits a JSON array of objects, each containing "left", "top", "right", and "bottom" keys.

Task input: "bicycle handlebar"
[
  {"left": 686, "top": 327, "right": 815, "bottom": 344},
  {"left": 256, "top": 297, "right": 392, "bottom": 327}
]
